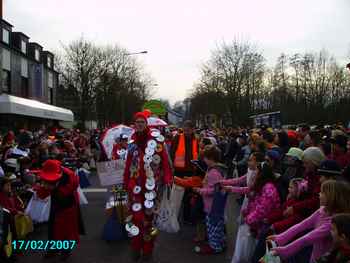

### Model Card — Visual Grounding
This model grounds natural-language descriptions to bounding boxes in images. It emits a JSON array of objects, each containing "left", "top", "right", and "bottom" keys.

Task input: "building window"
[
  {"left": 48, "top": 88, "right": 53, "bottom": 105},
  {"left": 47, "top": 56, "right": 52, "bottom": 68},
  {"left": 2, "top": 70, "right": 11, "bottom": 93},
  {"left": 21, "top": 77, "right": 29, "bottom": 98},
  {"left": 21, "top": 40, "right": 27, "bottom": 54},
  {"left": 21, "top": 58, "right": 28, "bottom": 78},
  {"left": 35, "top": 49, "right": 40, "bottom": 61},
  {"left": 48, "top": 72, "right": 53, "bottom": 88},
  {"left": 2, "top": 49, "right": 11, "bottom": 71},
  {"left": 2, "top": 29, "right": 9, "bottom": 44}
]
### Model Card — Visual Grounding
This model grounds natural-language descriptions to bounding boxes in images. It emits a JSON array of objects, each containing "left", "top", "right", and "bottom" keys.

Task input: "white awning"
[{"left": 0, "top": 94, "right": 74, "bottom": 122}]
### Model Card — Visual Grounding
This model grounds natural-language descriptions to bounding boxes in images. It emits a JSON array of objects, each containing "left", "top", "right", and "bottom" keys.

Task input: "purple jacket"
[
  {"left": 243, "top": 182, "right": 280, "bottom": 233},
  {"left": 198, "top": 167, "right": 223, "bottom": 214},
  {"left": 275, "top": 207, "right": 333, "bottom": 262}
]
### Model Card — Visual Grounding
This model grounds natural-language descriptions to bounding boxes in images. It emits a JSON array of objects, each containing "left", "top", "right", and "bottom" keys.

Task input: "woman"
[{"left": 230, "top": 162, "right": 280, "bottom": 263}]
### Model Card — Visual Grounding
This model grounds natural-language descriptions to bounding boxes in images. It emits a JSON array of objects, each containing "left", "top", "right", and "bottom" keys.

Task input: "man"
[
  {"left": 123, "top": 111, "right": 172, "bottom": 261},
  {"left": 170, "top": 120, "right": 199, "bottom": 178},
  {"left": 36, "top": 160, "right": 85, "bottom": 261},
  {"left": 328, "top": 134, "right": 350, "bottom": 169}
]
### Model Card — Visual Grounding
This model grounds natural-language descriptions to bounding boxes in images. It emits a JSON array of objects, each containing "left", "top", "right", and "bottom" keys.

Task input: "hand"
[
  {"left": 220, "top": 180, "right": 230, "bottom": 186},
  {"left": 193, "top": 187, "right": 201, "bottom": 193},
  {"left": 283, "top": 207, "right": 293, "bottom": 217},
  {"left": 266, "top": 235, "right": 276, "bottom": 242},
  {"left": 17, "top": 211, "right": 24, "bottom": 216},
  {"left": 222, "top": 186, "right": 232, "bottom": 193},
  {"left": 270, "top": 248, "right": 279, "bottom": 256}
]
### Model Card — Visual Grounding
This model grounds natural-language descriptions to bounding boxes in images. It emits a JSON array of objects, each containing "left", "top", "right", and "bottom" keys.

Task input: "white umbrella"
[
  {"left": 147, "top": 117, "right": 168, "bottom": 127},
  {"left": 100, "top": 125, "right": 134, "bottom": 159}
]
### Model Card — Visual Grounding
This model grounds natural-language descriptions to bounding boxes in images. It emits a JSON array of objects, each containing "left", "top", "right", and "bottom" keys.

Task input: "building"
[{"left": 0, "top": 14, "right": 73, "bottom": 131}]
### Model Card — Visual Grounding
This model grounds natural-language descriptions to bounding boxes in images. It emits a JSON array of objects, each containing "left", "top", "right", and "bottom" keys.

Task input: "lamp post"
[
  {"left": 120, "top": 51, "right": 148, "bottom": 123},
  {"left": 125, "top": 51, "right": 148, "bottom": 56}
]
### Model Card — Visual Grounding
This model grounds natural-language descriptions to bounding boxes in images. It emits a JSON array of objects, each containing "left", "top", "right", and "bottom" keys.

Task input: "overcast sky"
[{"left": 4, "top": 0, "right": 350, "bottom": 104}]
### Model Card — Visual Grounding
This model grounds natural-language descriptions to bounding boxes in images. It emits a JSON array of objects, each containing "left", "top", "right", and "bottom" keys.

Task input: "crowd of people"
[
  {"left": 170, "top": 121, "right": 350, "bottom": 263},
  {"left": 0, "top": 128, "right": 97, "bottom": 262},
  {"left": 1, "top": 116, "right": 350, "bottom": 263}
]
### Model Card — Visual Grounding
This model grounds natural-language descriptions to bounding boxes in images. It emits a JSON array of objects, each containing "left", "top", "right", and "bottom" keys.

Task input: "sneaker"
[{"left": 194, "top": 244, "right": 217, "bottom": 255}]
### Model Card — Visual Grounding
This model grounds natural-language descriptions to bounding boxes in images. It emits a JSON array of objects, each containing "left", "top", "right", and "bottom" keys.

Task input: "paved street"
[{"left": 18, "top": 174, "right": 239, "bottom": 263}]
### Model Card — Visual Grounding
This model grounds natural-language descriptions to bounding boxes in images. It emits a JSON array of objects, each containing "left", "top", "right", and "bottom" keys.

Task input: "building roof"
[
  {"left": 12, "top": 31, "right": 30, "bottom": 40},
  {"left": 1, "top": 19, "right": 13, "bottom": 28},
  {"left": 29, "top": 42, "right": 43, "bottom": 49}
]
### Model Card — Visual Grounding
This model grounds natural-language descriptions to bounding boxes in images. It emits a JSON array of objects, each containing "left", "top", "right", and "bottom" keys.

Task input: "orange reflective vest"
[{"left": 174, "top": 134, "right": 198, "bottom": 169}]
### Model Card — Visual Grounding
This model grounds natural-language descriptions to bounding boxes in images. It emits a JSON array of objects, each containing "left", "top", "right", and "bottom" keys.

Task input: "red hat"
[
  {"left": 134, "top": 110, "right": 152, "bottom": 122},
  {"left": 39, "top": 160, "right": 63, "bottom": 182}
]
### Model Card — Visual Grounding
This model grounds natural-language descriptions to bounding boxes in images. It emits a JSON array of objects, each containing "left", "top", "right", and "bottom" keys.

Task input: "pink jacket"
[
  {"left": 198, "top": 168, "right": 223, "bottom": 214},
  {"left": 243, "top": 182, "right": 280, "bottom": 232},
  {"left": 221, "top": 169, "right": 257, "bottom": 194},
  {"left": 274, "top": 207, "right": 332, "bottom": 262}
]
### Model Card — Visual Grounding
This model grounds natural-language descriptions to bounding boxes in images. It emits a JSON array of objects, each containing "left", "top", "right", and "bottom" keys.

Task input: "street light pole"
[
  {"left": 125, "top": 51, "right": 148, "bottom": 56},
  {"left": 120, "top": 50, "right": 148, "bottom": 123}
]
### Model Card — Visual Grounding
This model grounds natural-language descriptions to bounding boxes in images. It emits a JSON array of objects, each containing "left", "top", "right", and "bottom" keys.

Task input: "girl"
[
  {"left": 231, "top": 162, "right": 281, "bottom": 263},
  {"left": 269, "top": 180, "right": 350, "bottom": 263},
  {"left": 252, "top": 178, "right": 309, "bottom": 263},
  {"left": 193, "top": 145, "right": 227, "bottom": 254},
  {"left": 220, "top": 152, "right": 265, "bottom": 199},
  {"left": 283, "top": 147, "right": 326, "bottom": 221},
  {"left": 316, "top": 213, "right": 350, "bottom": 263}
]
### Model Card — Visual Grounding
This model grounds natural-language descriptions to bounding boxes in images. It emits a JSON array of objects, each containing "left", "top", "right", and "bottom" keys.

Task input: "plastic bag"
[
  {"left": 77, "top": 186, "right": 88, "bottom": 205},
  {"left": 25, "top": 192, "right": 51, "bottom": 223},
  {"left": 170, "top": 185, "right": 185, "bottom": 217},
  {"left": 155, "top": 187, "right": 180, "bottom": 233},
  {"left": 15, "top": 214, "right": 33, "bottom": 239},
  {"left": 231, "top": 224, "right": 257, "bottom": 263},
  {"left": 259, "top": 241, "right": 281, "bottom": 263}
]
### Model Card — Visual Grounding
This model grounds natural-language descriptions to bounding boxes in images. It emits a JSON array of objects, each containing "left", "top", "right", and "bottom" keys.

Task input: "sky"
[{"left": 4, "top": 0, "right": 350, "bottom": 104}]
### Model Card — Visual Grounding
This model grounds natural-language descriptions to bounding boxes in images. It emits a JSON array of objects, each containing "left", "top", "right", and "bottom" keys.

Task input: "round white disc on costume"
[
  {"left": 156, "top": 135, "right": 165, "bottom": 142},
  {"left": 133, "top": 186, "right": 142, "bottom": 194},
  {"left": 147, "top": 140, "right": 157, "bottom": 149},
  {"left": 132, "top": 203, "right": 142, "bottom": 212}
]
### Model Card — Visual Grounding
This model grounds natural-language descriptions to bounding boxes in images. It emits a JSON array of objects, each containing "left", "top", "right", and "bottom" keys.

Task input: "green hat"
[{"left": 286, "top": 147, "right": 304, "bottom": 161}]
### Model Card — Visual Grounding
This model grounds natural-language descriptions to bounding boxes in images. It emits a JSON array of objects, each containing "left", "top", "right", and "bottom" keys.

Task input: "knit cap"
[
  {"left": 302, "top": 147, "right": 326, "bottom": 167},
  {"left": 286, "top": 147, "right": 304, "bottom": 161}
]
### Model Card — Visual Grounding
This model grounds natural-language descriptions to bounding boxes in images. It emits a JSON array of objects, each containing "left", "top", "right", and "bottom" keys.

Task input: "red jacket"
[
  {"left": 123, "top": 129, "right": 172, "bottom": 192},
  {"left": 291, "top": 170, "right": 320, "bottom": 217},
  {"left": 36, "top": 167, "right": 82, "bottom": 242},
  {"left": 328, "top": 152, "right": 350, "bottom": 169},
  {"left": 0, "top": 192, "right": 22, "bottom": 215},
  {"left": 267, "top": 198, "right": 305, "bottom": 234}
]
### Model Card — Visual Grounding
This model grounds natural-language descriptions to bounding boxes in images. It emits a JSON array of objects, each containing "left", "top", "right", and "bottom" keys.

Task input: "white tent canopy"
[{"left": 0, "top": 94, "right": 74, "bottom": 122}]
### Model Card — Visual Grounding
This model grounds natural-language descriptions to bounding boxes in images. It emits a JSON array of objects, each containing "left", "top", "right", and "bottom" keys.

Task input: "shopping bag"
[
  {"left": 231, "top": 224, "right": 257, "bottom": 263},
  {"left": 14, "top": 214, "right": 33, "bottom": 239},
  {"left": 25, "top": 192, "right": 51, "bottom": 223},
  {"left": 155, "top": 187, "right": 180, "bottom": 233},
  {"left": 77, "top": 186, "right": 88, "bottom": 205},
  {"left": 170, "top": 185, "right": 185, "bottom": 217},
  {"left": 259, "top": 241, "right": 281, "bottom": 263},
  {"left": 4, "top": 225, "right": 12, "bottom": 258}
]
